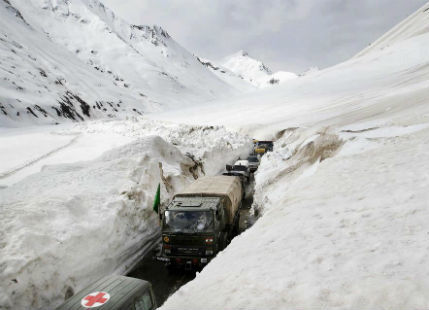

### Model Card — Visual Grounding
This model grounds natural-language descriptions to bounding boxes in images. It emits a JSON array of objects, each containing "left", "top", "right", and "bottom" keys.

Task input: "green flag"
[{"left": 153, "top": 183, "right": 161, "bottom": 213}]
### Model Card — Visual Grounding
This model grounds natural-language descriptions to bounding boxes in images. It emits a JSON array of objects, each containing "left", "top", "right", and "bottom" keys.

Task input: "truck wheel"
[
  {"left": 233, "top": 214, "right": 240, "bottom": 236},
  {"left": 220, "top": 233, "right": 228, "bottom": 250}
]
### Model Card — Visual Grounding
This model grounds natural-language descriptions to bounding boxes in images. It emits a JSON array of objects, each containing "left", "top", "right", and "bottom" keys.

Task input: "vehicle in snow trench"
[
  {"left": 55, "top": 275, "right": 156, "bottom": 310},
  {"left": 158, "top": 175, "right": 243, "bottom": 269},
  {"left": 246, "top": 155, "right": 260, "bottom": 172},
  {"left": 223, "top": 159, "right": 251, "bottom": 184},
  {"left": 253, "top": 140, "right": 274, "bottom": 155}
]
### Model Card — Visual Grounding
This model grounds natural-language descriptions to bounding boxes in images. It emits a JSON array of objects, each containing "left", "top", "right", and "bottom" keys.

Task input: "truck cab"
[
  {"left": 247, "top": 155, "right": 260, "bottom": 172},
  {"left": 253, "top": 140, "right": 274, "bottom": 154},
  {"left": 161, "top": 196, "right": 227, "bottom": 268},
  {"left": 55, "top": 275, "right": 156, "bottom": 310}
]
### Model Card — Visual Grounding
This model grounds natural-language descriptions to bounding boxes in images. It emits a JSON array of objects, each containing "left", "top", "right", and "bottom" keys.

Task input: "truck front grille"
[
  {"left": 171, "top": 246, "right": 205, "bottom": 256},
  {"left": 169, "top": 235, "right": 206, "bottom": 246}
]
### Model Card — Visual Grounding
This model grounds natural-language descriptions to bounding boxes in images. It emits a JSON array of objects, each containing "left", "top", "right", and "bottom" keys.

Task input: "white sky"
[{"left": 101, "top": 0, "right": 428, "bottom": 73}]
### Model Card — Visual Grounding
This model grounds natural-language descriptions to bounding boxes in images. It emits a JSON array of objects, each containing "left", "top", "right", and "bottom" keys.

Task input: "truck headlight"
[
  {"left": 205, "top": 249, "right": 214, "bottom": 256},
  {"left": 205, "top": 237, "right": 214, "bottom": 244}
]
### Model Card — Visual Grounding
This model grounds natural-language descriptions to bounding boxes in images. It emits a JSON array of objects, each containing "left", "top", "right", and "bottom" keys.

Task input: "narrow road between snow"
[{"left": 127, "top": 176, "right": 256, "bottom": 307}]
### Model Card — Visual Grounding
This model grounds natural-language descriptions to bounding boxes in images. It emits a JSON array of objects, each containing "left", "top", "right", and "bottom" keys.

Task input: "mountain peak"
[
  {"left": 239, "top": 50, "right": 249, "bottom": 57},
  {"left": 221, "top": 50, "right": 273, "bottom": 80},
  {"left": 220, "top": 50, "right": 297, "bottom": 88}
]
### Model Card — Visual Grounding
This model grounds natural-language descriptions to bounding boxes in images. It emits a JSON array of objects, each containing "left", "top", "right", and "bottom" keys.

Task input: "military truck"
[
  {"left": 223, "top": 160, "right": 250, "bottom": 184},
  {"left": 160, "top": 175, "right": 243, "bottom": 269},
  {"left": 253, "top": 140, "right": 274, "bottom": 155},
  {"left": 247, "top": 155, "right": 260, "bottom": 172},
  {"left": 56, "top": 275, "right": 156, "bottom": 310}
]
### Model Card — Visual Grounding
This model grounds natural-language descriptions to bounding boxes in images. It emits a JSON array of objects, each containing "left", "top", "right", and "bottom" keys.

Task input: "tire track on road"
[{"left": 0, "top": 134, "right": 81, "bottom": 180}]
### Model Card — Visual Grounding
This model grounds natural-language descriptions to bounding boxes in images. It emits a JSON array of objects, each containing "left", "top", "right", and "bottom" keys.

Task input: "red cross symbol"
[{"left": 81, "top": 291, "right": 110, "bottom": 308}]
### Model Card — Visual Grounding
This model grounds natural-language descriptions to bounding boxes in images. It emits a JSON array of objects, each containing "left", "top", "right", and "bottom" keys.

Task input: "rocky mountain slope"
[{"left": 0, "top": 0, "right": 240, "bottom": 127}]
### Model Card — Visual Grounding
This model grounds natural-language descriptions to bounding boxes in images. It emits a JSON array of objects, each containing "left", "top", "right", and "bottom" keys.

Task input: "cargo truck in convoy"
[{"left": 159, "top": 175, "right": 243, "bottom": 269}]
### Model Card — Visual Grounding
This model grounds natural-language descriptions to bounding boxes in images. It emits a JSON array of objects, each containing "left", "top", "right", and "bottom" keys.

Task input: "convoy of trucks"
[
  {"left": 158, "top": 140, "right": 273, "bottom": 269},
  {"left": 58, "top": 140, "right": 273, "bottom": 307}
]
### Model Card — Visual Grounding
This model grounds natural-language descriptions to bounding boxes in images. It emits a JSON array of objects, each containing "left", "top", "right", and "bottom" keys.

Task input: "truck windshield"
[
  {"left": 163, "top": 210, "right": 214, "bottom": 233},
  {"left": 232, "top": 165, "right": 247, "bottom": 171}
]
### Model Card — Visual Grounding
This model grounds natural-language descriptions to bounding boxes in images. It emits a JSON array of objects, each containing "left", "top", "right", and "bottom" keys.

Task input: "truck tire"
[{"left": 233, "top": 214, "right": 240, "bottom": 236}]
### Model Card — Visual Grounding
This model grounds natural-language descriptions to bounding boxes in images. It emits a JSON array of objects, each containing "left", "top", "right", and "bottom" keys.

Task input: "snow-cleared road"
[{"left": 128, "top": 178, "right": 256, "bottom": 308}]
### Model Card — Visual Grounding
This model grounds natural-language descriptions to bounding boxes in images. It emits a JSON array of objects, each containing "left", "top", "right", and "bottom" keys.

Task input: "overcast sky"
[{"left": 102, "top": 0, "right": 427, "bottom": 73}]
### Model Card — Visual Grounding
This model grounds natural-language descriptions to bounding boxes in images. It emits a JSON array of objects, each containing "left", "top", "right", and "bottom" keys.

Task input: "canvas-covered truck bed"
[{"left": 174, "top": 175, "right": 242, "bottom": 225}]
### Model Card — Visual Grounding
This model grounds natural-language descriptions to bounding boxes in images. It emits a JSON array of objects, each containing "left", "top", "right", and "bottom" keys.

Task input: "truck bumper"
[{"left": 158, "top": 255, "right": 211, "bottom": 267}]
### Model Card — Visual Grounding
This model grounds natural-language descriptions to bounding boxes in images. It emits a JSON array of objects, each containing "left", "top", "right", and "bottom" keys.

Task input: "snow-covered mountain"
[
  {"left": 196, "top": 56, "right": 257, "bottom": 92},
  {"left": 220, "top": 50, "right": 297, "bottom": 88},
  {"left": 0, "top": 0, "right": 240, "bottom": 127}
]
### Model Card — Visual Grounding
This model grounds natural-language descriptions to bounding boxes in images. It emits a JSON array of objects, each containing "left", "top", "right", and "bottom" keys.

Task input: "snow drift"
[{"left": 0, "top": 136, "right": 192, "bottom": 309}]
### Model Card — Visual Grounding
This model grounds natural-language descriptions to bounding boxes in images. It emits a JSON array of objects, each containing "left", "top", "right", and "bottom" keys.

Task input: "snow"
[
  {"left": 163, "top": 124, "right": 429, "bottom": 310},
  {"left": 0, "top": 119, "right": 251, "bottom": 310},
  {"left": 220, "top": 50, "right": 297, "bottom": 88},
  {"left": 153, "top": 24, "right": 429, "bottom": 139},
  {"left": 0, "top": 0, "right": 241, "bottom": 126},
  {"left": 158, "top": 3, "right": 429, "bottom": 309},
  {"left": 0, "top": 130, "right": 75, "bottom": 180},
  {"left": 2, "top": 0, "right": 429, "bottom": 309},
  {"left": 196, "top": 56, "right": 257, "bottom": 93},
  {"left": 355, "top": 1, "right": 429, "bottom": 58}
]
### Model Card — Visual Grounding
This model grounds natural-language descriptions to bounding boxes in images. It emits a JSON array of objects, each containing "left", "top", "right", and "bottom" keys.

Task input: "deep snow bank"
[
  {"left": 0, "top": 120, "right": 252, "bottom": 310},
  {"left": 0, "top": 119, "right": 252, "bottom": 187},
  {"left": 162, "top": 123, "right": 429, "bottom": 310},
  {"left": 0, "top": 136, "right": 191, "bottom": 309}
]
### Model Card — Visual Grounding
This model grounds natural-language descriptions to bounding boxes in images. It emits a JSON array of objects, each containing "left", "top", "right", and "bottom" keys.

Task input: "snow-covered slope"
[
  {"left": 356, "top": 1, "right": 429, "bottom": 57},
  {"left": 0, "top": 0, "right": 239, "bottom": 127},
  {"left": 197, "top": 56, "right": 256, "bottom": 92},
  {"left": 220, "top": 50, "right": 297, "bottom": 88},
  {"left": 158, "top": 3, "right": 429, "bottom": 310}
]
